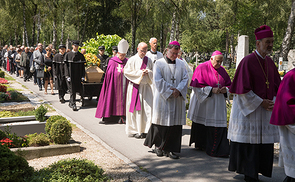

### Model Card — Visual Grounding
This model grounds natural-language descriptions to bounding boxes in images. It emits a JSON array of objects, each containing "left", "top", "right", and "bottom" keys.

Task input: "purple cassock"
[
  {"left": 270, "top": 68, "right": 295, "bottom": 126},
  {"left": 95, "top": 56, "right": 129, "bottom": 118},
  {"left": 229, "top": 51, "right": 281, "bottom": 99},
  {"left": 190, "top": 60, "right": 231, "bottom": 88}
]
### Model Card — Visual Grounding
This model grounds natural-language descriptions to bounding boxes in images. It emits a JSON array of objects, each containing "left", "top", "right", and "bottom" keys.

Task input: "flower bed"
[{"left": 0, "top": 78, "right": 8, "bottom": 84}]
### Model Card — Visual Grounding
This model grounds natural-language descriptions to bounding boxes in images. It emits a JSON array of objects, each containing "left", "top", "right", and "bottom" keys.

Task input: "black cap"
[
  {"left": 72, "top": 40, "right": 80, "bottom": 46},
  {"left": 112, "top": 46, "right": 118, "bottom": 52},
  {"left": 58, "top": 45, "right": 66, "bottom": 49},
  {"left": 98, "top": 46, "right": 105, "bottom": 50}
]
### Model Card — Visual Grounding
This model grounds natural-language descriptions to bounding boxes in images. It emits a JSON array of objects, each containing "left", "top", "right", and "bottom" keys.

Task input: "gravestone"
[
  {"left": 236, "top": 35, "right": 249, "bottom": 69},
  {"left": 287, "top": 49, "right": 295, "bottom": 71}
]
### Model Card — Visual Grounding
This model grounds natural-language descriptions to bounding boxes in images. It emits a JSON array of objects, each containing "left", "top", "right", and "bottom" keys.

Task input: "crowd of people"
[{"left": 0, "top": 24, "right": 294, "bottom": 182}]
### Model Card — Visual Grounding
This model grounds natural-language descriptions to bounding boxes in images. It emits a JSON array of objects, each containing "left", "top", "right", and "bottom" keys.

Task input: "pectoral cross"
[
  {"left": 117, "top": 64, "right": 122, "bottom": 73},
  {"left": 266, "top": 81, "right": 269, "bottom": 89},
  {"left": 171, "top": 76, "right": 176, "bottom": 83},
  {"left": 216, "top": 81, "right": 221, "bottom": 88}
]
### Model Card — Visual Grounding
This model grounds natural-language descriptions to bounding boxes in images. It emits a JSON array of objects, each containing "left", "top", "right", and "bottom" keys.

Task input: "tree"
[{"left": 280, "top": 0, "right": 295, "bottom": 62}]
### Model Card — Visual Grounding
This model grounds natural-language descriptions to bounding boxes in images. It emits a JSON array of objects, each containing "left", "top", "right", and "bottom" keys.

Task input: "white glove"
[
  {"left": 67, "top": 77, "right": 71, "bottom": 82},
  {"left": 81, "top": 77, "right": 85, "bottom": 81}
]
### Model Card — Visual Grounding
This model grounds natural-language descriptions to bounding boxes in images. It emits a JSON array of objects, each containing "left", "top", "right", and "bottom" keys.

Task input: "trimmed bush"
[
  {"left": 9, "top": 90, "right": 18, "bottom": 100},
  {"left": 26, "top": 133, "right": 50, "bottom": 147},
  {"left": 50, "top": 119, "right": 72, "bottom": 144},
  {"left": 35, "top": 105, "right": 48, "bottom": 122},
  {"left": 45, "top": 115, "right": 66, "bottom": 135},
  {"left": 0, "top": 129, "right": 7, "bottom": 140},
  {"left": 25, "top": 158, "right": 108, "bottom": 182},
  {"left": 0, "top": 144, "right": 34, "bottom": 182}
]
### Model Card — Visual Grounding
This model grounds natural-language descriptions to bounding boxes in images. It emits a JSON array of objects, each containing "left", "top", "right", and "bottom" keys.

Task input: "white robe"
[
  {"left": 187, "top": 86, "right": 229, "bottom": 127},
  {"left": 152, "top": 57, "right": 189, "bottom": 126},
  {"left": 146, "top": 51, "right": 164, "bottom": 63},
  {"left": 278, "top": 125, "right": 295, "bottom": 178},
  {"left": 227, "top": 91, "right": 279, "bottom": 144},
  {"left": 124, "top": 54, "right": 153, "bottom": 135},
  {"left": 178, "top": 58, "right": 193, "bottom": 87}
]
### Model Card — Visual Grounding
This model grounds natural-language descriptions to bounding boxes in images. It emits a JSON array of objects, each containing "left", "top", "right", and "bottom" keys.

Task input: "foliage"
[
  {"left": 45, "top": 115, "right": 66, "bottom": 135},
  {"left": 9, "top": 90, "right": 18, "bottom": 100},
  {"left": 0, "top": 144, "right": 34, "bottom": 182},
  {"left": 35, "top": 105, "right": 48, "bottom": 122},
  {"left": 84, "top": 53, "right": 100, "bottom": 67},
  {"left": 0, "top": 110, "right": 35, "bottom": 118},
  {"left": 0, "top": 91, "right": 11, "bottom": 101},
  {"left": 0, "top": 84, "right": 7, "bottom": 92},
  {"left": 0, "top": 129, "right": 6, "bottom": 140},
  {"left": 0, "top": 137, "right": 14, "bottom": 148},
  {"left": 279, "top": 70, "right": 286, "bottom": 77},
  {"left": 225, "top": 68, "right": 236, "bottom": 81},
  {"left": 0, "top": 70, "right": 5, "bottom": 78},
  {"left": 81, "top": 34, "right": 122, "bottom": 56},
  {"left": 50, "top": 119, "right": 72, "bottom": 144},
  {"left": 2, "top": 126, "right": 28, "bottom": 148},
  {"left": 25, "top": 158, "right": 109, "bottom": 182},
  {"left": 25, "top": 133, "right": 50, "bottom": 147}
]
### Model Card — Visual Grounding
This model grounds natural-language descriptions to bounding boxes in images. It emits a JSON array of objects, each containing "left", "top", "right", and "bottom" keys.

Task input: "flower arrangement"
[
  {"left": 84, "top": 53, "right": 100, "bottom": 67},
  {"left": 0, "top": 85, "right": 7, "bottom": 92},
  {"left": 0, "top": 78, "right": 8, "bottom": 84},
  {"left": 278, "top": 70, "right": 285, "bottom": 77}
]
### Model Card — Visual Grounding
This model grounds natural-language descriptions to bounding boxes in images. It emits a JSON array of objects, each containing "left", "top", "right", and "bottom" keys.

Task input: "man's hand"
[
  {"left": 142, "top": 69, "right": 148, "bottom": 75},
  {"left": 220, "top": 86, "right": 227, "bottom": 94},
  {"left": 170, "top": 88, "right": 180, "bottom": 98},
  {"left": 48, "top": 67, "right": 52, "bottom": 71},
  {"left": 81, "top": 77, "right": 85, "bottom": 82},
  {"left": 67, "top": 77, "right": 71, "bottom": 82},
  {"left": 212, "top": 88, "right": 220, "bottom": 94},
  {"left": 261, "top": 99, "right": 274, "bottom": 111}
]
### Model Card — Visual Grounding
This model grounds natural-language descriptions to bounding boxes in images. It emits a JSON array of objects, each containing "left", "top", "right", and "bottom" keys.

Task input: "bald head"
[{"left": 137, "top": 42, "right": 148, "bottom": 59}]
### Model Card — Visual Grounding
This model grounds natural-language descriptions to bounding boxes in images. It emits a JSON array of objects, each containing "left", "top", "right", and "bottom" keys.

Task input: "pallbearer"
[
  {"left": 95, "top": 39, "right": 129, "bottom": 124},
  {"left": 144, "top": 41, "right": 188, "bottom": 159},
  {"left": 53, "top": 45, "right": 68, "bottom": 103},
  {"left": 64, "top": 41, "right": 86, "bottom": 111},
  {"left": 228, "top": 25, "right": 281, "bottom": 181},
  {"left": 188, "top": 51, "right": 231, "bottom": 157}
]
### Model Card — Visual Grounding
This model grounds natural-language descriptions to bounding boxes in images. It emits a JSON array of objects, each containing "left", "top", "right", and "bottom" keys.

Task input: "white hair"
[
  {"left": 137, "top": 42, "right": 147, "bottom": 48},
  {"left": 149, "top": 37, "right": 157, "bottom": 43}
]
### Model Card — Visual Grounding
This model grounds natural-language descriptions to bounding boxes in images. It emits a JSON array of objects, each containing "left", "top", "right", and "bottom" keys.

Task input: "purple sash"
[{"left": 129, "top": 56, "right": 148, "bottom": 113}]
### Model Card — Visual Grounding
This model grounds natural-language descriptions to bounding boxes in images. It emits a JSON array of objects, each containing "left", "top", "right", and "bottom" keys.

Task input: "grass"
[
  {"left": 43, "top": 103, "right": 56, "bottom": 112},
  {"left": 7, "top": 87, "right": 23, "bottom": 92},
  {"left": 21, "top": 85, "right": 29, "bottom": 89},
  {"left": 0, "top": 110, "right": 35, "bottom": 118},
  {"left": 5, "top": 74, "right": 15, "bottom": 81}
]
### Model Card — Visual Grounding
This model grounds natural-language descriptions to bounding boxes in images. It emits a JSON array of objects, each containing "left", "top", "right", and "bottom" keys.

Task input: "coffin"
[{"left": 85, "top": 66, "right": 104, "bottom": 83}]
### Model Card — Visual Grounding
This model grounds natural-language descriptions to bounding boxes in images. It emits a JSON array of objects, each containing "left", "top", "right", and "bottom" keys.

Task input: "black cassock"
[
  {"left": 53, "top": 53, "right": 67, "bottom": 99},
  {"left": 64, "top": 51, "right": 86, "bottom": 105},
  {"left": 97, "top": 54, "right": 109, "bottom": 73}
]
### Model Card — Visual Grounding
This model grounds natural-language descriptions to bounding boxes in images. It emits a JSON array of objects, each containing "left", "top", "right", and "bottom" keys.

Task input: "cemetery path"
[{"left": 10, "top": 73, "right": 286, "bottom": 182}]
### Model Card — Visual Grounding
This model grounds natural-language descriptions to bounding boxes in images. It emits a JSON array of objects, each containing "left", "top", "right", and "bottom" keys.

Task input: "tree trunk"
[
  {"left": 36, "top": 10, "right": 41, "bottom": 45},
  {"left": 130, "top": 0, "right": 137, "bottom": 55},
  {"left": 81, "top": 5, "right": 89, "bottom": 44},
  {"left": 60, "top": 9, "right": 65, "bottom": 45},
  {"left": 160, "top": 23, "right": 164, "bottom": 53},
  {"left": 31, "top": 3, "right": 37, "bottom": 47},
  {"left": 76, "top": 3, "right": 80, "bottom": 41},
  {"left": 175, "top": 14, "right": 180, "bottom": 41},
  {"left": 280, "top": 0, "right": 295, "bottom": 62},
  {"left": 22, "top": 1, "right": 29, "bottom": 46},
  {"left": 22, "top": 29, "right": 25, "bottom": 46},
  {"left": 229, "top": 34, "right": 234, "bottom": 69},
  {"left": 14, "top": 25, "right": 18, "bottom": 46},
  {"left": 225, "top": 30, "right": 229, "bottom": 53},
  {"left": 52, "top": 16, "right": 57, "bottom": 49},
  {"left": 169, "top": 11, "right": 176, "bottom": 43}
]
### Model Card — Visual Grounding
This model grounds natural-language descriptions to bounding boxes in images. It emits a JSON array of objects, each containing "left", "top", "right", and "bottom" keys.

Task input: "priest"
[
  {"left": 53, "top": 45, "right": 68, "bottom": 103},
  {"left": 95, "top": 39, "right": 129, "bottom": 124},
  {"left": 228, "top": 25, "right": 281, "bottom": 181},
  {"left": 64, "top": 41, "right": 86, "bottom": 111},
  {"left": 188, "top": 51, "right": 231, "bottom": 157},
  {"left": 146, "top": 38, "right": 163, "bottom": 63},
  {"left": 270, "top": 68, "right": 295, "bottom": 182},
  {"left": 124, "top": 42, "right": 153, "bottom": 139},
  {"left": 144, "top": 41, "right": 189, "bottom": 159}
]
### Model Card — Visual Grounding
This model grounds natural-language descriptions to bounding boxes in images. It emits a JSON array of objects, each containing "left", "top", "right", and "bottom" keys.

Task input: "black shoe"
[
  {"left": 39, "top": 88, "right": 42, "bottom": 91},
  {"left": 60, "top": 98, "right": 66, "bottom": 103},
  {"left": 72, "top": 105, "right": 78, "bottom": 111},
  {"left": 134, "top": 133, "right": 146, "bottom": 139},
  {"left": 128, "top": 134, "right": 136, "bottom": 137},
  {"left": 68, "top": 103, "right": 73, "bottom": 108},
  {"left": 24, "top": 79, "right": 26, "bottom": 82},
  {"left": 155, "top": 148, "right": 164, "bottom": 157},
  {"left": 167, "top": 152, "right": 179, "bottom": 159}
]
